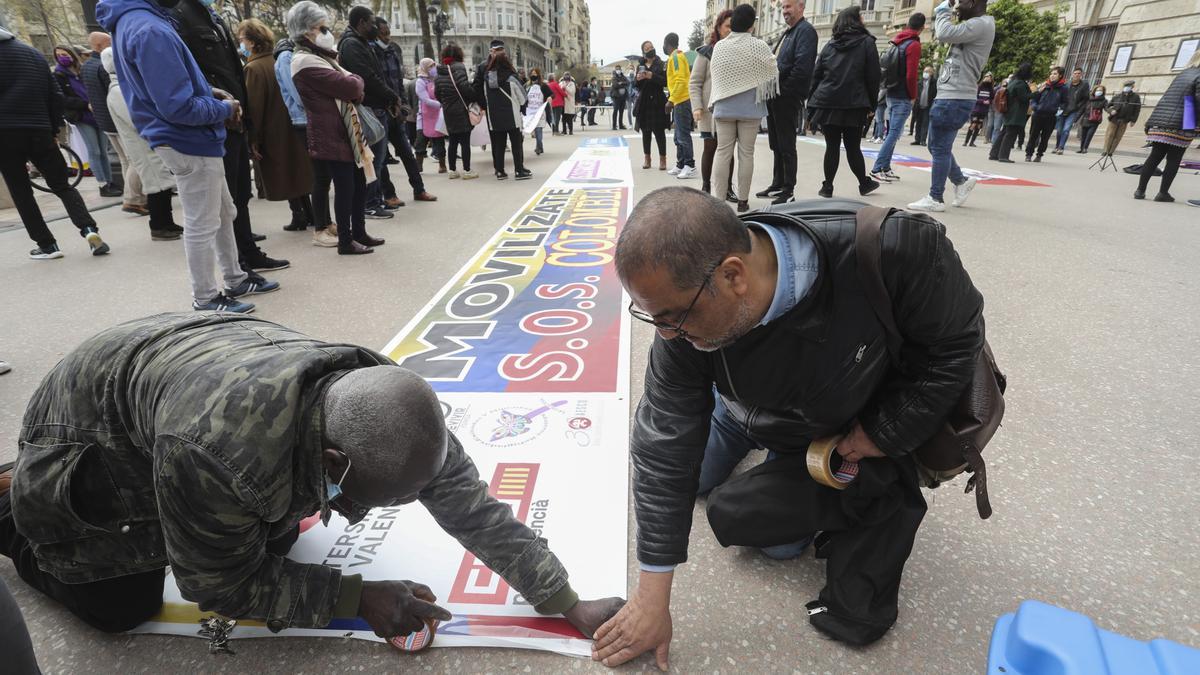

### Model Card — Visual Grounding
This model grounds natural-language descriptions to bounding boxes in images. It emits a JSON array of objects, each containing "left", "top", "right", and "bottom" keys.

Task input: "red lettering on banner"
[
  {"left": 449, "top": 464, "right": 541, "bottom": 604},
  {"left": 498, "top": 351, "right": 584, "bottom": 382},
  {"left": 519, "top": 309, "right": 592, "bottom": 336}
]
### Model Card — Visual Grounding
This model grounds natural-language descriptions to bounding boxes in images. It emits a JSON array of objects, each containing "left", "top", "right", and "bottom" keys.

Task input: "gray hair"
[
  {"left": 286, "top": 0, "right": 328, "bottom": 41},
  {"left": 615, "top": 186, "right": 751, "bottom": 291}
]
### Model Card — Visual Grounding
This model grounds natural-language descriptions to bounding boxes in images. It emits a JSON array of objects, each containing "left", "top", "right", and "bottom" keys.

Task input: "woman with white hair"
[
  {"left": 100, "top": 47, "right": 181, "bottom": 240},
  {"left": 413, "top": 57, "right": 447, "bottom": 174},
  {"left": 287, "top": 0, "right": 382, "bottom": 255}
]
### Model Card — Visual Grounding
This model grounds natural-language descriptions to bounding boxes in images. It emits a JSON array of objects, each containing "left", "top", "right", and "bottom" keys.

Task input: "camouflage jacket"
[{"left": 14, "top": 313, "right": 573, "bottom": 630}]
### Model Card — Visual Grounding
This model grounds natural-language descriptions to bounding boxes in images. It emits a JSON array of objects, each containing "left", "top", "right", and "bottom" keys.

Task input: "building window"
[
  {"left": 861, "top": 0, "right": 876, "bottom": 10},
  {"left": 474, "top": 10, "right": 486, "bottom": 28},
  {"left": 1063, "top": 24, "right": 1117, "bottom": 87},
  {"left": 818, "top": 0, "right": 835, "bottom": 15},
  {"left": 900, "top": 0, "right": 916, "bottom": 8}
]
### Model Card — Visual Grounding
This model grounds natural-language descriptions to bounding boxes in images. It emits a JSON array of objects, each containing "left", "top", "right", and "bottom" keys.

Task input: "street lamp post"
[{"left": 426, "top": 4, "right": 451, "bottom": 56}]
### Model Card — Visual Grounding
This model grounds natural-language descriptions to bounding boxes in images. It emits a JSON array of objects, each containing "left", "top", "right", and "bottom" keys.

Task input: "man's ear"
[{"left": 322, "top": 448, "right": 348, "bottom": 479}]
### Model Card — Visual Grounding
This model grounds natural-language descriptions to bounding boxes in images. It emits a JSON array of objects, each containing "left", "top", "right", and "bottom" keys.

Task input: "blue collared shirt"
[{"left": 639, "top": 221, "right": 819, "bottom": 574}]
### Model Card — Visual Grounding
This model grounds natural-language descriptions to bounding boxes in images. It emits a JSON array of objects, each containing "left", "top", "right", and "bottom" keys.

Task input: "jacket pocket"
[
  {"left": 805, "top": 336, "right": 887, "bottom": 403},
  {"left": 12, "top": 439, "right": 127, "bottom": 544}
]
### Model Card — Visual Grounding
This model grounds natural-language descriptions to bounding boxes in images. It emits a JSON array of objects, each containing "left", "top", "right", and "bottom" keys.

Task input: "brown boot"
[
  {"left": 659, "top": 155, "right": 668, "bottom": 170},
  {"left": 438, "top": 156, "right": 448, "bottom": 174},
  {"left": 643, "top": 154, "right": 651, "bottom": 169},
  {"left": 415, "top": 152, "right": 426, "bottom": 173}
]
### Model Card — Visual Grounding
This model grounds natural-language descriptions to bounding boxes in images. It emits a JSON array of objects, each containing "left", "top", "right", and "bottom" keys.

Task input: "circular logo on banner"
[
  {"left": 470, "top": 400, "right": 568, "bottom": 448},
  {"left": 567, "top": 417, "right": 592, "bottom": 430}
]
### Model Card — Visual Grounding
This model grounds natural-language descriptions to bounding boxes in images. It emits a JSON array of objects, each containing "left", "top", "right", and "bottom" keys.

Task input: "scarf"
[{"left": 708, "top": 31, "right": 779, "bottom": 107}]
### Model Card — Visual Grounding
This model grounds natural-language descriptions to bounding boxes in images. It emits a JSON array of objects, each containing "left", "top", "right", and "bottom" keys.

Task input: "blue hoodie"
[{"left": 96, "top": 0, "right": 231, "bottom": 156}]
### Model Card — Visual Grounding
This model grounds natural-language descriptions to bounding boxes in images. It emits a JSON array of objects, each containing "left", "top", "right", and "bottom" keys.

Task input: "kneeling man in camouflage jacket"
[{"left": 0, "top": 313, "right": 621, "bottom": 638}]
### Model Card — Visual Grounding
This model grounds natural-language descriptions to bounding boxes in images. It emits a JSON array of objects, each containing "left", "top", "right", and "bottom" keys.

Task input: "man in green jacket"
[{"left": 0, "top": 313, "right": 621, "bottom": 638}]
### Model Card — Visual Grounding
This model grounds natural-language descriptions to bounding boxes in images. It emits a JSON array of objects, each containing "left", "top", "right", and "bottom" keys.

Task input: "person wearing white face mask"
[
  {"left": 911, "top": 67, "right": 936, "bottom": 145},
  {"left": 1076, "top": 84, "right": 1106, "bottom": 153},
  {"left": 1102, "top": 79, "right": 1140, "bottom": 157}
]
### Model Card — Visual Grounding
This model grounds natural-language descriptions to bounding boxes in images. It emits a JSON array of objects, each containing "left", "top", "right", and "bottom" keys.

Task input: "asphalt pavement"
[{"left": 1, "top": 122, "right": 1198, "bottom": 674}]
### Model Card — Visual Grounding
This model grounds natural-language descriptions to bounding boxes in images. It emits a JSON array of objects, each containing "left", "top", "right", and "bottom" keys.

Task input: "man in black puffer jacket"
[
  {"left": 593, "top": 187, "right": 985, "bottom": 666},
  {"left": 0, "top": 26, "right": 105, "bottom": 260}
]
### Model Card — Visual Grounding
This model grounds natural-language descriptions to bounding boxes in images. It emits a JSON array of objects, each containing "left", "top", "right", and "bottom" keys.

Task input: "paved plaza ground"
[{"left": 1, "top": 123, "right": 1198, "bottom": 673}]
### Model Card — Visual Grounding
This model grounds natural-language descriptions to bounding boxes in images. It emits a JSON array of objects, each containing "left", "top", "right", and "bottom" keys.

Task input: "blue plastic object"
[{"left": 988, "top": 600, "right": 1200, "bottom": 675}]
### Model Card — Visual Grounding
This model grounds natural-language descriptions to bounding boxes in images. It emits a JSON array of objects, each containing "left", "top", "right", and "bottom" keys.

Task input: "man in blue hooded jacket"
[{"left": 97, "top": 0, "right": 279, "bottom": 313}]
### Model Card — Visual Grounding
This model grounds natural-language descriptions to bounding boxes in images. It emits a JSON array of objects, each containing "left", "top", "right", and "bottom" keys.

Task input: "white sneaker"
[
  {"left": 951, "top": 177, "right": 978, "bottom": 207},
  {"left": 667, "top": 165, "right": 681, "bottom": 176},
  {"left": 0, "top": 361, "right": 10, "bottom": 375},
  {"left": 312, "top": 227, "right": 338, "bottom": 248},
  {"left": 448, "top": 170, "right": 461, "bottom": 179},
  {"left": 907, "top": 195, "right": 946, "bottom": 212},
  {"left": 676, "top": 166, "right": 696, "bottom": 179},
  {"left": 882, "top": 170, "right": 900, "bottom": 181},
  {"left": 462, "top": 170, "right": 479, "bottom": 180}
]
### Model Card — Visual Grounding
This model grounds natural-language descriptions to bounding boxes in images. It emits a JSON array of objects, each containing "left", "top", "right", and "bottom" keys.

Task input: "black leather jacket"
[
  {"left": 775, "top": 18, "right": 818, "bottom": 103},
  {"left": 630, "top": 203, "right": 985, "bottom": 566}
]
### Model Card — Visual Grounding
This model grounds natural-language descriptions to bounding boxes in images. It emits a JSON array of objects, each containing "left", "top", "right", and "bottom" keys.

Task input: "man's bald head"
[
  {"left": 322, "top": 366, "right": 448, "bottom": 506},
  {"left": 88, "top": 32, "right": 111, "bottom": 53},
  {"left": 615, "top": 186, "right": 751, "bottom": 291}
]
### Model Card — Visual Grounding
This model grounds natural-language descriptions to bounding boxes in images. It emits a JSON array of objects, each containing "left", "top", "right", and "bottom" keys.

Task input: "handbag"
[
  {"left": 448, "top": 64, "right": 483, "bottom": 126},
  {"left": 355, "top": 104, "right": 387, "bottom": 146},
  {"left": 854, "top": 206, "right": 1006, "bottom": 520}
]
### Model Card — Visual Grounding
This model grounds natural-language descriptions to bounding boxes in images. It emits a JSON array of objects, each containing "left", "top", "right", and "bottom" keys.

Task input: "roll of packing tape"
[
  {"left": 806, "top": 435, "right": 859, "bottom": 489},
  {"left": 389, "top": 618, "right": 439, "bottom": 653}
]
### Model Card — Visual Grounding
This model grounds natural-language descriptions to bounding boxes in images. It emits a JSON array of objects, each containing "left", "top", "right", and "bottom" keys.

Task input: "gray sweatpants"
[{"left": 154, "top": 147, "right": 246, "bottom": 303}]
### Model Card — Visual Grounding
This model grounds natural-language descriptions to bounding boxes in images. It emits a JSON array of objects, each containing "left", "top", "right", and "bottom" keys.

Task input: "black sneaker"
[
  {"left": 496, "top": 171, "right": 509, "bottom": 180},
  {"left": 83, "top": 228, "right": 110, "bottom": 256},
  {"left": 99, "top": 184, "right": 123, "bottom": 198},
  {"left": 817, "top": 183, "right": 833, "bottom": 198},
  {"left": 1133, "top": 189, "right": 1145, "bottom": 200},
  {"left": 770, "top": 192, "right": 793, "bottom": 205},
  {"left": 365, "top": 207, "right": 394, "bottom": 219},
  {"left": 859, "top": 179, "right": 881, "bottom": 196},
  {"left": 30, "top": 244, "right": 64, "bottom": 260},
  {"left": 755, "top": 186, "right": 782, "bottom": 198},
  {"left": 193, "top": 293, "right": 255, "bottom": 313},
  {"left": 726, "top": 190, "right": 738, "bottom": 204},
  {"left": 252, "top": 232, "right": 267, "bottom": 242},
  {"left": 1153, "top": 192, "right": 1174, "bottom": 203},
  {"left": 283, "top": 221, "right": 309, "bottom": 231},
  {"left": 248, "top": 255, "right": 290, "bottom": 272},
  {"left": 151, "top": 228, "right": 181, "bottom": 241},
  {"left": 514, "top": 169, "right": 533, "bottom": 180}
]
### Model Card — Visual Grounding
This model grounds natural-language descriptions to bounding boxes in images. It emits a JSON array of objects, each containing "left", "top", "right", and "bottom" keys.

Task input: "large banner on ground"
[{"left": 133, "top": 137, "right": 633, "bottom": 657}]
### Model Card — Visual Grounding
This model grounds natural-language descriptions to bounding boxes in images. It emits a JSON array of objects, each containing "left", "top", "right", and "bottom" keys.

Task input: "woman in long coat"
[
  {"left": 434, "top": 42, "right": 481, "bottom": 179},
  {"left": 238, "top": 19, "right": 314, "bottom": 230},
  {"left": 634, "top": 40, "right": 669, "bottom": 170}
]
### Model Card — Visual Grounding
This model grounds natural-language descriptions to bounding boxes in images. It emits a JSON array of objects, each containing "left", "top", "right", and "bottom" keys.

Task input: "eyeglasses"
[{"left": 627, "top": 261, "right": 722, "bottom": 341}]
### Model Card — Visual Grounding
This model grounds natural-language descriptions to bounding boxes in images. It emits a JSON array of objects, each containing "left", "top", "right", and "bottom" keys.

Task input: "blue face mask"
[
  {"left": 198, "top": 0, "right": 216, "bottom": 7},
  {"left": 325, "top": 454, "right": 351, "bottom": 501},
  {"left": 238, "top": 44, "right": 250, "bottom": 58}
]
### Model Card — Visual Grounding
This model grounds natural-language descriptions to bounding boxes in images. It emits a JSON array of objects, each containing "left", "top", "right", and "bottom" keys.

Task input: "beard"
[{"left": 689, "top": 297, "right": 756, "bottom": 352}]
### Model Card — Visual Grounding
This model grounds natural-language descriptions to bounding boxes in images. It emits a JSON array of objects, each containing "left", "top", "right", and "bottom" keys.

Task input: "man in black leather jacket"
[
  {"left": 171, "top": 0, "right": 289, "bottom": 273},
  {"left": 592, "top": 187, "right": 984, "bottom": 666},
  {"left": 758, "top": 0, "right": 817, "bottom": 204}
]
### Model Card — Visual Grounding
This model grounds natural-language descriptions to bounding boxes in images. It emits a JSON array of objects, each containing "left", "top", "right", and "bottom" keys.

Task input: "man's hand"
[
  {"left": 212, "top": 87, "right": 234, "bottom": 101},
  {"left": 592, "top": 570, "right": 673, "bottom": 671},
  {"left": 250, "top": 143, "right": 263, "bottom": 161},
  {"left": 836, "top": 422, "right": 887, "bottom": 463},
  {"left": 692, "top": 108, "right": 702, "bottom": 124},
  {"left": 225, "top": 99, "right": 243, "bottom": 125},
  {"left": 665, "top": 101, "right": 674, "bottom": 115},
  {"left": 564, "top": 597, "right": 626, "bottom": 639},
  {"left": 358, "top": 580, "right": 453, "bottom": 638}
]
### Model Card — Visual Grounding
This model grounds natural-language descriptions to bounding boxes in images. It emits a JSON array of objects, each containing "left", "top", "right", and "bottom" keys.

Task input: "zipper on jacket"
[{"left": 719, "top": 349, "right": 757, "bottom": 435}]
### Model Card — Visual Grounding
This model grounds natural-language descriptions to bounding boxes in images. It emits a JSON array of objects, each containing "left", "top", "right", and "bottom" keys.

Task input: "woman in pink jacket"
[{"left": 414, "top": 58, "right": 447, "bottom": 173}]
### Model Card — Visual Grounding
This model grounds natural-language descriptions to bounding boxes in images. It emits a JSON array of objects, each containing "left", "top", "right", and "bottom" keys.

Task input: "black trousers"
[
  {"left": 989, "top": 125, "right": 1021, "bottom": 160},
  {"left": 447, "top": 132, "right": 472, "bottom": 171},
  {"left": 383, "top": 117, "right": 426, "bottom": 198},
  {"left": 1138, "top": 142, "right": 1187, "bottom": 194},
  {"left": 489, "top": 128, "right": 526, "bottom": 172},
  {"left": 1026, "top": 114, "right": 1055, "bottom": 158},
  {"left": 641, "top": 124, "right": 667, "bottom": 156},
  {"left": 299, "top": 127, "right": 332, "bottom": 227},
  {"left": 612, "top": 100, "right": 626, "bottom": 128},
  {"left": 1, "top": 491, "right": 301, "bottom": 634},
  {"left": 767, "top": 97, "right": 799, "bottom": 192},
  {"left": 0, "top": 129, "right": 97, "bottom": 249},
  {"left": 821, "top": 124, "right": 869, "bottom": 186},
  {"left": 705, "top": 452, "right": 926, "bottom": 646},
  {"left": 321, "top": 159, "right": 367, "bottom": 247},
  {"left": 147, "top": 190, "right": 177, "bottom": 231},
  {"left": 912, "top": 107, "right": 930, "bottom": 144},
  {"left": 222, "top": 130, "right": 263, "bottom": 263},
  {"left": 563, "top": 112, "right": 575, "bottom": 135},
  {"left": 0, "top": 576, "right": 40, "bottom": 675}
]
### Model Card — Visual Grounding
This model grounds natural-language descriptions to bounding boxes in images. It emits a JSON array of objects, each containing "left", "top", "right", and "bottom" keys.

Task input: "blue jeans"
[
  {"left": 76, "top": 122, "right": 113, "bottom": 186},
  {"left": 672, "top": 100, "right": 694, "bottom": 168},
  {"left": 926, "top": 99, "right": 974, "bottom": 202},
  {"left": 990, "top": 109, "right": 1005, "bottom": 142},
  {"left": 534, "top": 127, "right": 544, "bottom": 153},
  {"left": 873, "top": 101, "right": 888, "bottom": 138},
  {"left": 872, "top": 97, "right": 913, "bottom": 172},
  {"left": 1054, "top": 110, "right": 1080, "bottom": 150},
  {"left": 698, "top": 394, "right": 814, "bottom": 560}
]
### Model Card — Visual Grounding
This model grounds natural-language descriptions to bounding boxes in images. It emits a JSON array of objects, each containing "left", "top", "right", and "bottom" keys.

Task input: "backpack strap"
[{"left": 853, "top": 206, "right": 902, "bottom": 361}]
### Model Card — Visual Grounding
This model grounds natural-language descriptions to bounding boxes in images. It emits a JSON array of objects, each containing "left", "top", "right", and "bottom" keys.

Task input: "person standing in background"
[
  {"left": 547, "top": 73, "right": 565, "bottom": 134},
  {"left": 434, "top": 42, "right": 480, "bottom": 180},
  {"left": 561, "top": 72, "right": 578, "bottom": 135},
  {"left": 963, "top": 72, "right": 993, "bottom": 146},
  {"left": 806, "top": 5, "right": 881, "bottom": 199},
  {"left": 238, "top": 19, "right": 316, "bottom": 235},
  {"left": 1134, "top": 54, "right": 1199, "bottom": 202},
  {"left": 83, "top": 32, "right": 145, "bottom": 214},
  {"left": 870, "top": 12, "right": 924, "bottom": 183},
  {"left": 911, "top": 66, "right": 936, "bottom": 145},
  {"left": 1076, "top": 84, "right": 1106, "bottom": 154},
  {"left": 690, "top": 8, "right": 734, "bottom": 197},
  {"left": 473, "top": 39, "right": 531, "bottom": 181},
  {"left": 54, "top": 45, "right": 121, "bottom": 198},
  {"left": 987, "top": 74, "right": 1008, "bottom": 143},
  {"left": 588, "top": 78, "right": 601, "bottom": 126},
  {"left": 988, "top": 62, "right": 1032, "bottom": 163},
  {"left": 908, "top": 0, "right": 994, "bottom": 213},
  {"left": 757, "top": 0, "right": 817, "bottom": 204},
  {"left": 414, "top": 58, "right": 447, "bottom": 172},
  {"left": 526, "top": 68, "right": 552, "bottom": 156},
  {"left": 871, "top": 86, "right": 887, "bottom": 142},
  {"left": 635, "top": 40, "right": 669, "bottom": 170},
  {"left": 373, "top": 17, "right": 437, "bottom": 204},
  {"left": 664, "top": 32, "right": 696, "bottom": 179},
  {"left": 1054, "top": 66, "right": 1089, "bottom": 154},
  {"left": 577, "top": 78, "right": 592, "bottom": 128},
  {"left": 610, "top": 65, "right": 629, "bottom": 130},
  {"left": 275, "top": 33, "right": 335, "bottom": 237},
  {"left": 708, "top": 4, "right": 777, "bottom": 212},
  {"left": 1102, "top": 79, "right": 1140, "bottom": 157},
  {"left": 1025, "top": 66, "right": 1068, "bottom": 162}
]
